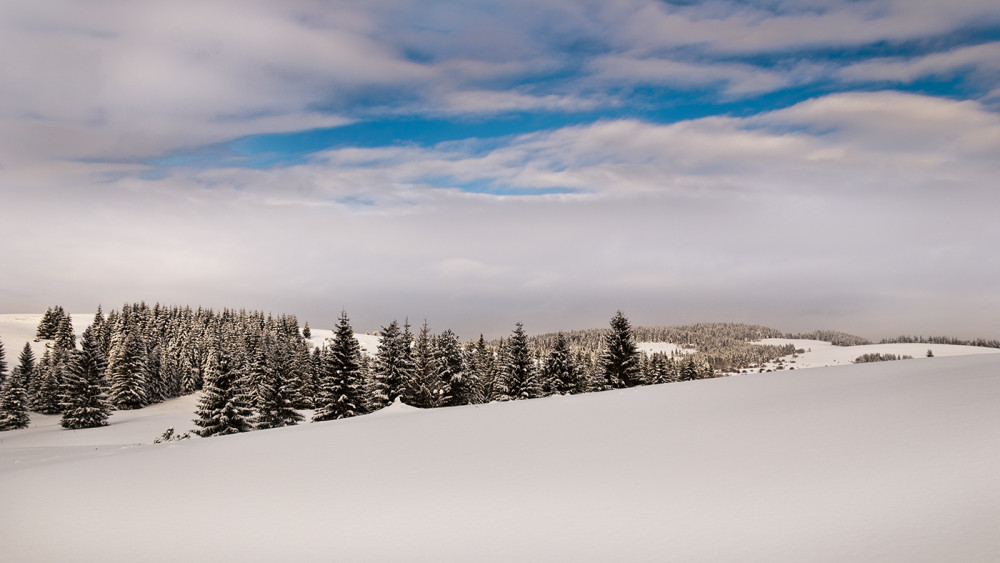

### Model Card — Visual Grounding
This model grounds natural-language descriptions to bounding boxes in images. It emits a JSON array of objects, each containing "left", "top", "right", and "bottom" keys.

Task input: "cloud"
[{"left": 838, "top": 41, "right": 1000, "bottom": 87}]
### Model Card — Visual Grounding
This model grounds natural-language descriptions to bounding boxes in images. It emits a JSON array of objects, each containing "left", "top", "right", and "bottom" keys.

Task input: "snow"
[
  {"left": 304, "top": 328, "right": 380, "bottom": 354},
  {"left": 752, "top": 338, "right": 1000, "bottom": 370},
  {"left": 636, "top": 341, "right": 694, "bottom": 355},
  {"left": 0, "top": 313, "right": 90, "bottom": 362},
  {"left": 3, "top": 354, "right": 1000, "bottom": 561}
]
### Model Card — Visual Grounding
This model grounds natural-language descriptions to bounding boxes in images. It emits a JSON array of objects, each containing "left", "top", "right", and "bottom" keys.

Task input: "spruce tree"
[
  {"left": 59, "top": 328, "right": 111, "bottom": 429},
  {"left": 313, "top": 311, "right": 366, "bottom": 421},
  {"left": 679, "top": 357, "right": 701, "bottom": 382},
  {"left": 0, "top": 336, "right": 7, "bottom": 387},
  {"left": 194, "top": 348, "right": 254, "bottom": 437},
  {"left": 503, "top": 322, "right": 540, "bottom": 400},
  {"left": 543, "top": 332, "right": 583, "bottom": 395},
  {"left": 17, "top": 342, "right": 35, "bottom": 392},
  {"left": 108, "top": 329, "right": 148, "bottom": 410},
  {"left": 54, "top": 314, "right": 76, "bottom": 351},
  {"left": 302, "top": 322, "right": 311, "bottom": 339},
  {"left": 402, "top": 320, "right": 449, "bottom": 408},
  {"left": 33, "top": 347, "right": 65, "bottom": 414},
  {"left": 371, "top": 320, "right": 412, "bottom": 409},
  {"left": 436, "top": 329, "right": 474, "bottom": 406},
  {"left": 601, "top": 311, "right": 641, "bottom": 389},
  {"left": 255, "top": 333, "right": 302, "bottom": 429},
  {"left": 465, "top": 335, "right": 493, "bottom": 404},
  {"left": 0, "top": 367, "right": 31, "bottom": 430}
]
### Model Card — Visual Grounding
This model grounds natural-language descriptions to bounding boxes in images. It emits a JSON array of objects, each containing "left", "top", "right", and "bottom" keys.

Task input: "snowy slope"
[
  {"left": 2, "top": 355, "right": 999, "bottom": 562},
  {"left": 754, "top": 338, "right": 1000, "bottom": 370}
]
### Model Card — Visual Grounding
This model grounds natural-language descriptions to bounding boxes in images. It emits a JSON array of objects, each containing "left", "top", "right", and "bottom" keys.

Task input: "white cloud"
[{"left": 838, "top": 42, "right": 1000, "bottom": 84}]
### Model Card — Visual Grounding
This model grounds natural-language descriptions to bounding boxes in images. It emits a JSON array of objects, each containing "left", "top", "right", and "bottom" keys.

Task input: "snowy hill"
[
  {"left": 753, "top": 337, "right": 1000, "bottom": 370},
  {"left": 2, "top": 355, "right": 999, "bottom": 561}
]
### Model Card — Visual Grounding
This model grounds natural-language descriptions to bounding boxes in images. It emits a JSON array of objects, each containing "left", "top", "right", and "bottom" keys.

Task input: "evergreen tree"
[
  {"left": 503, "top": 322, "right": 540, "bottom": 400},
  {"left": 108, "top": 329, "right": 148, "bottom": 410},
  {"left": 255, "top": 333, "right": 302, "bottom": 429},
  {"left": 32, "top": 347, "right": 66, "bottom": 414},
  {"left": 313, "top": 311, "right": 366, "bottom": 421},
  {"left": 302, "top": 322, "right": 311, "bottom": 339},
  {"left": 16, "top": 342, "right": 35, "bottom": 397},
  {"left": 402, "top": 320, "right": 449, "bottom": 408},
  {"left": 601, "top": 311, "right": 641, "bottom": 389},
  {"left": 54, "top": 314, "right": 76, "bottom": 351},
  {"left": 36, "top": 307, "right": 58, "bottom": 339},
  {"left": 436, "top": 329, "right": 474, "bottom": 406},
  {"left": 465, "top": 335, "right": 493, "bottom": 403},
  {"left": 0, "top": 336, "right": 7, "bottom": 387},
  {"left": 542, "top": 332, "right": 583, "bottom": 395},
  {"left": 371, "top": 320, "right": 412, "bottom": 409},
  {"left": 646, "top": 353, "right": 676, "bottom": 384},
  {"left": 0, "top": 367, "right": 31, "bottom": 431},
  {"left": 679, "top": 357, "right": 701, "bottom": 382},
  {"left": 59, "top": 328, "right": 111, "bottom": 429},
  {"left": 193, "top": 348, "right": 254, "bottom": 437}
]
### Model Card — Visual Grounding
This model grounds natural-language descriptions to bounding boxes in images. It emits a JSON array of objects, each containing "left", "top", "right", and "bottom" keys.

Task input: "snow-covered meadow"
[
  {"left": 3, "top": 313, "right": 1000, "bottom": 560},
  {"left": 2, "top": 351, "right": 1000, "bottom": 561}
]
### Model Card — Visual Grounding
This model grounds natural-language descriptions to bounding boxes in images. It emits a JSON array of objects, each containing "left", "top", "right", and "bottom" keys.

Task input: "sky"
[{"left": 2, "top": 0, "right": 999, "bottom": 340}]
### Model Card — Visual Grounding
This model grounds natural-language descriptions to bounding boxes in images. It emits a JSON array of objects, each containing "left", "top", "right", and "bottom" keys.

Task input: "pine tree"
[
  {"left": 193, "top": 348, "right": 254, "bottom": 437},
  {"left": 54, "top": 314, "right": 76, "bottom": 351},
  {"left": 542, "top": 332, "right": 583, "bottom": 395},
  {"left": 503, "top": 322, "right": 540, "bottom": 400},
  {"left": 370, "top": 320, "right": 412, "bottom": 409},
  {"left": 602, "top": 311, "right": 641, "bottom": 389},
  {"left": 108, "top": 329, "right": 148, "bottom": 410},
  {"left": 436, "top": 329, "right": 474, "bottom": 406},
  {"left": 17, "top": 342, "right": 35, "bottom": 389},
  {"left": 313, "top": 311, "right": 366, "bottom": 421},
  {"left": 679, "top": 357, "right": 701, "bottom": 382},
  {"left": 59, "top": 327, "right": 111, "bottom": 429},
  {"left": 465, "top": 335, "right": 493, "bottom": 403},
  {"left": 255, "top": 333, "right": 302, "bottom": 429},
  {"left": 302, "top": 322, "right": 311, "bottom": 339},
  {"left": 0, "top": 336, "right": 7, "bottom": 387},
  {"left": 33, "top": 347, "right": 65, "bottom": 414},
  {"left": 0, "top": 367, "right": 31, "bottom": 430},
  {"left": 36, "top": 307, "right": 58, "bottom": 339},
  {"left": 402, "top": 320, "right": 449, "bottom": 408}
]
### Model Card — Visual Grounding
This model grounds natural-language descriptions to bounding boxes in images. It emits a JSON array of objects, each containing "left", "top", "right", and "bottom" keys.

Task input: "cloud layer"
[{"left": 2, "top": 1, "right": 999, "bottom": 338}]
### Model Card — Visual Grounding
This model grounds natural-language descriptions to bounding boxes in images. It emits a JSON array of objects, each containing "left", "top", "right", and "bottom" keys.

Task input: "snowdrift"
[{"left": 2, "top": 355, "right": 999, "bottom": 562}]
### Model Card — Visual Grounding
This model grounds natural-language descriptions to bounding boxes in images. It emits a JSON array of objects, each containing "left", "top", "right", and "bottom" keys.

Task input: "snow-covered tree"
[
  {"left": 502, "top": 322, "right": 540, "bottom": 401},
  {"left": 370, "top": 320, "right": 412, "bottom": 409},
  {"left": 436, "top": 329, "right": 474, "bottom": 406},
  {"left": 402, "top": 320, "right": 449, "bottom": 408},
  {"left": 601, "top": 311, "right": 641, "bottom": 389},
  {"left": 255, "top": 333, "right": 302, "bottom": 429},
  {"left": 0, "top": 336, "right": 7, "bottom": 387},
  {"left": 108, "top": 327, "right": 148, "bottom": 410},
  {"left": 542, "top": 332, "right": 583, "bottom": 395},
  {"left": 33, "top": 347, "right": 66, "bottom": 414},
  {"left": 313, "top": 311, "right": 366, "bottom": 421},
  {"left": 194, "top": 348, "right": 254, "bottom": 437},
  {"left": 59, "top": 327, "right": 110, "bottom": 429},
  {"left": 16, "top": 342, "right": 35, "bottom": 392},
  {"left": 0, "top": 367, "right": 31, "bottom": 431}
]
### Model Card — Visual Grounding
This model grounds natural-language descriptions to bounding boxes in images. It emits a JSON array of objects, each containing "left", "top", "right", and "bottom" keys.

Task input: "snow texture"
[{"left": 2, "top": 354, "right": 1000, "bottom": 561}]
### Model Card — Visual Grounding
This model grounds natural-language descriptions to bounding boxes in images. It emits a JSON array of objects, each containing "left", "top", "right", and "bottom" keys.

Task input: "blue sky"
[{"left": 2, "top": 0, "right": 1000, "bottom": 338}]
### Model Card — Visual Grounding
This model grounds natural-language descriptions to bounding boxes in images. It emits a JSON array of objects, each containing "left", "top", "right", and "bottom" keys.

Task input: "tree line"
[{"left": 0, "top": 306, "right": 723, "bottom": 434}]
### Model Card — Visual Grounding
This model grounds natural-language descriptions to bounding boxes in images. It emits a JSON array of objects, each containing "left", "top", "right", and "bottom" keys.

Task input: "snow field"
[{"left": 2, "top": 354, "right": 999, "bottom": 562}]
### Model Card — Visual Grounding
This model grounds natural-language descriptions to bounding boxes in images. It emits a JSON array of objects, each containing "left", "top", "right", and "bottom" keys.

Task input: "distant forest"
[{"left": 0, "top": 303, "right": 996, "bottom": 435}]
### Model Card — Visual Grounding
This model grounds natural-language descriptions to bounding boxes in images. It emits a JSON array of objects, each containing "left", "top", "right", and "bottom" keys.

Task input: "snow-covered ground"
[
  {"left": 636, "top": 341, "right": 694, "bottom": 355},
  {"left": 0, "top": 313, "right": 90, "bottom": 361},
  {"left": 2, "top": 354, "right": 999, "bottom": 561},
  {"left": 752, "top": 338, "right": 1000, "bottom": 370}
]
